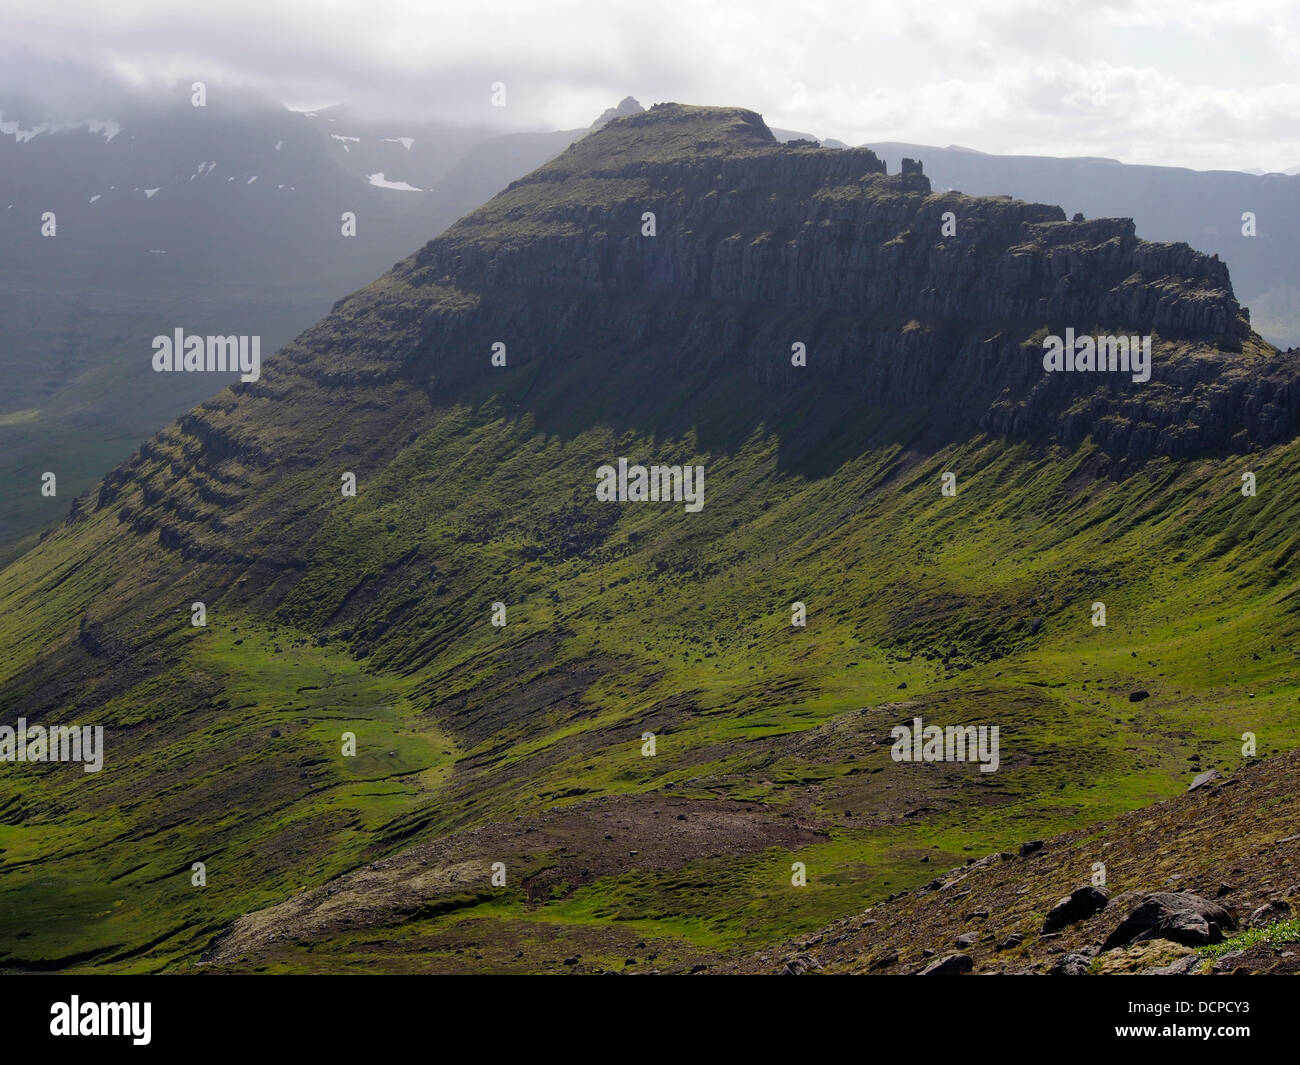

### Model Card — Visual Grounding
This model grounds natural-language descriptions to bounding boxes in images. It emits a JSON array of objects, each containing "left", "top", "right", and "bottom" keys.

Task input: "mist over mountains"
[{"left": 0, "top": 85, "right": 585, "bottom": 564}]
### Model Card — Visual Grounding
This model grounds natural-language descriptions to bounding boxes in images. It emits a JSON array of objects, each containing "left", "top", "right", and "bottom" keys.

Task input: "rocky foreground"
[{"left": 729, "top": 746, "right": 1300, "bottom": 975}]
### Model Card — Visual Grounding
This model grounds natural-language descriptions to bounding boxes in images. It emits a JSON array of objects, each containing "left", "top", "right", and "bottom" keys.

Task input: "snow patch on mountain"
[
  {"left": 0, "top": 114, "right": 122, "bottom": 143},
  {"left": 366, "top": 172, "right": 423, "bottom": 192},
  {"left": 83, "top": 120, "right": 122, "bottom": 142},
  {"left": 0, "top": 116, "right": 48, "bottom": 143}
]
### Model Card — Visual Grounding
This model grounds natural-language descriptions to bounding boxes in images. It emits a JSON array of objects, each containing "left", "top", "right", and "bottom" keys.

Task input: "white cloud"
[{"left": 0, "top": 0, "right": 1296, "bottom": 169}]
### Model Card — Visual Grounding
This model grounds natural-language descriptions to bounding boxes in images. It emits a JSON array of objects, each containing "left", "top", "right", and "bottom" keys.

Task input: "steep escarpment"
[
  {"left": 301, "top": 102, "right": 1288, "bottom": 463},
  {"left": 5, "top": 103, "right": 1300, "bottom": 975}
]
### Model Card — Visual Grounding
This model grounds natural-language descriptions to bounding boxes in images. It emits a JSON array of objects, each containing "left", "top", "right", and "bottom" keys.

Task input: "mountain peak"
[
  {"left": 589, "top": 95, "right": 646, "bottom": 130},
  {"left": 382, "top": 101, "right": 1275, "bottom": 465},
  {"left": 565, "top": 102, "right": 775, "bottom": 168}
]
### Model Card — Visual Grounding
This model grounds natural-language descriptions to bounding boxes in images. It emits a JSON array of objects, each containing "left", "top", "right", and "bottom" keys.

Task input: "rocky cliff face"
[
  {"left": 75, "top": 103, "right": 1300, "bottom": 581},
  {"left": 301, "top": 102, "right": 1293, "bottom": 464}
]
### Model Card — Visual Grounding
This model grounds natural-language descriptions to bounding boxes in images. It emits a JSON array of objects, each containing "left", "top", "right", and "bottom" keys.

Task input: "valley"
[{"left": 2, "top": 104, "right": 1299, "bottom": 976}]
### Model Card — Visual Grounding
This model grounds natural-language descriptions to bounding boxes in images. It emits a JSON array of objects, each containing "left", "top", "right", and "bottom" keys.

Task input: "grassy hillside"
[{"left": 2, "top": 105, "right": 1298, "bottom": 973}]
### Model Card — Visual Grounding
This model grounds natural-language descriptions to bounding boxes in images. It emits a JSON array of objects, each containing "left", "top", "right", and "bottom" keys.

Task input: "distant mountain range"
[{"left": 0, "top": 90, "right": 584, "bottom": 563}]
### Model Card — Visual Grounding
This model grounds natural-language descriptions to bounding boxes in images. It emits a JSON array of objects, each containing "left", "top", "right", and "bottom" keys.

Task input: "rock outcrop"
[
  {"left": 1043, "top": 885, "right": 1110, "bottom": 932},
  {"left": 378, "top": 103, "right": 1295, "bottom": 464},
  {"left": 1101, "top": 891, "right": 1237, "bottom": 950}
]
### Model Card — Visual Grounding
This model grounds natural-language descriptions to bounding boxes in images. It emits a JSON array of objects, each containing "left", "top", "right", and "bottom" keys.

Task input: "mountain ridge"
[{"left": 3, "top": 101, "right": 1300, "bottom": 975}]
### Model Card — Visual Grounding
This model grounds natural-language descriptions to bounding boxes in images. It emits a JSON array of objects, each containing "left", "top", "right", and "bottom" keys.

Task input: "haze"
[{"left": 1, "top": 0, "right": 1298, "bottom": 172}]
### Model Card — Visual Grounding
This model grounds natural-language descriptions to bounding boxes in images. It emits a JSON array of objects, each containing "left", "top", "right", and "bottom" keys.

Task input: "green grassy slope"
[{"left": 2, "top": 106, "right": 1298, "bottom": 973}]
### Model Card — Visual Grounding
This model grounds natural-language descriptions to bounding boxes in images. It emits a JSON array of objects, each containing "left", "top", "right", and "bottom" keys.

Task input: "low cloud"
[{"left": 1, "top": 0, "right": 1296, "bottom": 170}]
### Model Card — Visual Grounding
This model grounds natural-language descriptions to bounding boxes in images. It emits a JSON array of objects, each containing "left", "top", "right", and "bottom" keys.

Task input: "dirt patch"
[{"left": 203, "top": 792, "right": 820, "bottom": 964}]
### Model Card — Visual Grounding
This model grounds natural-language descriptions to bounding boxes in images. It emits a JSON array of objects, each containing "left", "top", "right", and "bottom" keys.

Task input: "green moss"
[{"left": 1200, "top": 917, "right": 1300, "bottom": 960}]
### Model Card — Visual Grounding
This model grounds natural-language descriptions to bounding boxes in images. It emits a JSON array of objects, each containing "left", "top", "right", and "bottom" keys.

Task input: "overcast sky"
[{"left": 3, "top": 0, "right": 1298, "bottom": 171}]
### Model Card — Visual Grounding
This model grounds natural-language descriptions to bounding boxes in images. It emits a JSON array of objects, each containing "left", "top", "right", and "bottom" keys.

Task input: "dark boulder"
[
  {"left": 1102, "top": 892, "right": 1236, "bottom": 950},
  {"left": 918, "top": 952, "right": 973, "bottom": 975},
  {"left": 1043, "top": 885, "right": 1111, "bottom": 933},
  {"left": 779, "top": 952, "right": 820, "bottom": 975}
]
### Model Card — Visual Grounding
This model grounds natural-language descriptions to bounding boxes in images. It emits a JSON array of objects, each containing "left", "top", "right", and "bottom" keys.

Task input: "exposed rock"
[
  {"left": 406, "top": 104, "right": 1274, "bottom": 469},
  {"left": 1101, "top": 892, "right": 1236, "bottom": 950},
  {"left": 1050, "top": 952, "right": 1093, "bottom": 975},
  {"left": 1020, "top": 840, "right": 1045, "bottom": 857},
  {"left": 589, "top": 96, "right": 645, "bottom": 131},
  {"left": 1090, "top": 940, "right": 1193, "bottom": 974},
  {"left": 779, "top": 952, "right": 820, "bottom": 975},
  {"left": 1211, "top": 951, "right": 1247, "bottom": 974},
  {"left": 918, "top": 952, "right": 973, "bottom": 975},
  {"left": 954, "top": 932, "right": 978, "bottom": 948},
  {"left": 1143, "top": 953, "right": 1204, "bottom": 975},
  {"left": 996, "top": 932, "right": 1024, "bottom": 951},
  {"left": 1189, "top": 769, "right": 1223, "bottom": 792},
  {"left": 1247, "top": 899, "right": 1291, "bottom": 928},
  {"left": 1043, "top": 885, "right": 1111, "bottom": 933}
]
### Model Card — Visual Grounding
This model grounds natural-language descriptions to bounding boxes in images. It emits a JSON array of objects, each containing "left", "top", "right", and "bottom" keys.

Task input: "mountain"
[
  {"left": 771, "top": 127, "right": 850, "bottom": 149},
  {"left": 0, "top": 90, "right": 587, "bottom": 565},
  {"left": 299, "top": 104, "right": 495, "bottom": 193},
  {"left": 3, "top": 103, "right": 1299, "bottom": 974},
  {"left": 419, "top": 126, "right": 586, "bottom": 222},
  {"left": 591, "top": 96, "right": 645, "bottom": 130},
  {"left": 866, "top": 141, "right": 1300, "bottom": 350},
  {"left": 0, "top": 93, "right": 420, "bottom": 288}
]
